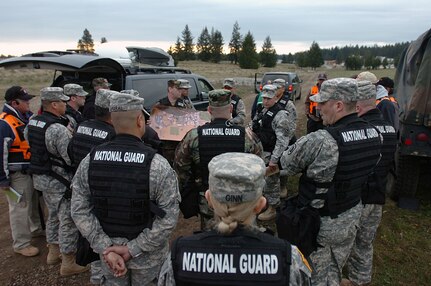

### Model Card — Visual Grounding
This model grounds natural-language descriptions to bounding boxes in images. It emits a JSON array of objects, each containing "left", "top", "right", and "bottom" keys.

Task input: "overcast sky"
[{"left": 0, "top": 0, "right": 430, "bottom": 56}]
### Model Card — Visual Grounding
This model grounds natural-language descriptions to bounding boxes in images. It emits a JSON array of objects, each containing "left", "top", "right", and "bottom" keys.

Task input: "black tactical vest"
[
  {"left": 360, "top": 109, "right": 397, "bottom": 204},
  {"left": 27, "top": 112, "right": 70, "bottom": 175},
  {"left": 252, "top": 104, "right": 283, "bottom": 152},
  {"left": 88, "top": 134, "right": 156, "bottom": 240},
  {"left": 171, "top": 227, "right": 291, "bottom": 286},
  {"left": 298, "top": 114, "right": 382, "bottom": 217},
  {"left": 70, "top": 119, "right": 115, "bottom": 167},
  {"left": 197, "top": 119, "right": 245, "bottom": 191},
  {"left": 230, "top": 94, "right": 241, "bottom": 118}
]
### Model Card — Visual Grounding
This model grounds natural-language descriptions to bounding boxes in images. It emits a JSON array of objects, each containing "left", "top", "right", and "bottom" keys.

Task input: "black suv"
[
  {"left": 0, "top": 52, "right": 214, "bottom": 111},
  {"left": 255, "top": 72, "right": 302, "bottom": 102}
]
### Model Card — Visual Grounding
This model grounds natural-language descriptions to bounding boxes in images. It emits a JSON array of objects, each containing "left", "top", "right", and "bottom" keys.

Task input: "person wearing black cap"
[
  {"left": 305, "top": 74, "right": 327, "bottom": 133},
  {"left": 0, "top": 86, "right": 43, "bottom": 257}
]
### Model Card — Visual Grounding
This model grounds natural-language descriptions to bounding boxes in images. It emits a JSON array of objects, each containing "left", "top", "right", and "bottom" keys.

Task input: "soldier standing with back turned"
[
  {"left": 277, "top": 78, "right": 382, "bottom": 285},
  {"left": 71, "top": 92, "right": 180, "bottom": 285}
]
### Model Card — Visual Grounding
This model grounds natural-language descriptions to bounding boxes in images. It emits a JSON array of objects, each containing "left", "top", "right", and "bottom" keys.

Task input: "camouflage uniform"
[
  {"left": 253, "top": 85, "right": 293, "bottom": 208},
  {"left": 158, "top": 153, "right": 312, "bottom": 286},
  {"left": 223, "top": 78, "right": 246, "bottom": 126},
  {"left": 174, "top": 89, "right": 263, "bottom": 229},
  {"left": 71, "top": 92, "right": 181, "bottom": 286},
  {"left": 26, "top": 88, "right": 77, "bottom": 254},
  {"left": 280, "top": 78, "right": 382, "bottom": 286}
]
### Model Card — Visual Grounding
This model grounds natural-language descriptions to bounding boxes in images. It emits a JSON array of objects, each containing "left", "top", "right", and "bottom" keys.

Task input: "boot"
[
  {"left": 258, "top": 206, "right": 276, "bottom": 221},
  {"left": 47, "top": 244, "right": 61, "bottom": 265},
  {"left": 60, "top": 253, "right": 90, "bottom": 277},
  {"left": 14, "top": 245, "right": 40, "bottom": 257}
]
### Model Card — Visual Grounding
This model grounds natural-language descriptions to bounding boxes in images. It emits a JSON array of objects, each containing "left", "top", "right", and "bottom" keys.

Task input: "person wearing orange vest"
[
  {"left": 0, "top": 86, "right": 43, "bottom": 257},
  {"left": 305, "top": 74, "right": 327, "bottom": 133}
]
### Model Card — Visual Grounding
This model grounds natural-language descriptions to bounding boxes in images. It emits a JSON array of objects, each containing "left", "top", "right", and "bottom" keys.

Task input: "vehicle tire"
[{"left": 391, "top": 154, "right": 420, "bottom": 200}]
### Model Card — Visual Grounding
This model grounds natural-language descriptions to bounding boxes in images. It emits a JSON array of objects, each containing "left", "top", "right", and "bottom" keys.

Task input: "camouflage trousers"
[
  {"left": 264, "top": 172, "right": 280, "bottom": 207},
  {"left": 199, "top": 191, "right": 213, "bottom": 231},
  {"left": 346, "top": 204, "right": 383, "bottom": 285},
  {"left": 99, "top": 245, "right": 166, "bottom": 286},
  {"left": 310, "top": 203, "right": 363, "bottom": 286},
  {"left": 43, "top": 191, "right": 79, "bottom": 254}
]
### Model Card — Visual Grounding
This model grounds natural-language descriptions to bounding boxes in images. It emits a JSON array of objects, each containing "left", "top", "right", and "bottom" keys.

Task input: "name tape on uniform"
[
  {"left": 77, "top": 126, "right": 109, "bottom": 139},
  {"left": 201, "top": 127, "right": 241, "bottom": 136},
  {"left": 93, "top": 150, "right": 146, "bottom": 163}
]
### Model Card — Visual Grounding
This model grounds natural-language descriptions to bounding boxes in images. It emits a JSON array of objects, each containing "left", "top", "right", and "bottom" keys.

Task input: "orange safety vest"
[
  {"left": 0, "top": 112, "right": 31, "bottom": 161},
  {"left": 376, "top": 96, "right": 398, "bottom": 105},
  {"left": 309, "top": 85, "right": 319, "bottom": 114}
]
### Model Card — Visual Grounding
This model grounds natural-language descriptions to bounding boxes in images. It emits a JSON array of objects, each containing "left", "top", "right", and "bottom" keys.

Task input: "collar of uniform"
[
  {"left": 331, "top": 112, "right": 360, "bottom": 127},
  {"left": 113, "top": 133, "right": 143, "bottom": 143}
]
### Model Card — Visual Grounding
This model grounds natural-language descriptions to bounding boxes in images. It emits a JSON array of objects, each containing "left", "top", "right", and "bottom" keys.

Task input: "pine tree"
[
  {"left": 173, "top": 37, "right": 184, "bottom": 61},
  {"left": 210, "top": 28, "right": 224, "bottom": 63},
  {"left": 77, "top": 28, "right": 94, "bottom": 53},
  {"left": 181, "top": 24, "right": 195, "bottom": 61},
  {"left": 259, "top": 36, "right": 277, "bottom": 67},
  {"left": 196, "top": 27, "right": 211, "bottom": 62},
  {"left": 228, "top": 21, "right": 242, "bottom": 64},
  {"left": 238, "top": 31, "right": 259, "bottom": 69},
  {"left": 308, "top": 41, "right": 323, "bottom": 69}
]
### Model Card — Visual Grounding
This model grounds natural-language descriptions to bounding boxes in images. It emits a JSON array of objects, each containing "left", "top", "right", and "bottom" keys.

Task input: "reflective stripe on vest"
[
  {"left": 309, "top": 86, "right": 319, "bottom": 114},
  {"left": 0, "top": 112, "right": 31, "bottom": 161}
]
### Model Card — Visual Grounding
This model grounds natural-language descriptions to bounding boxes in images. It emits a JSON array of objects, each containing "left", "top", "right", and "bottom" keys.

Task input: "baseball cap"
[
  {"left": 40, "top": 87, "right": 70, "bottom": 101},
  {"left": 209, "top": 89, "right": 231, "bottom": 107},
  {"left": 261, "top": 84, "right": 277, "bottom": 98},
  {"left": 356, "top": 71, "right": 378, "bottom": 84},
  {"left": 310, "top": 78, "right": 358, "bottom": 103},
  {"left": 177, "top": 79, "right": 192, "bottom": 89},
  {"left": 318, "top": 73, "right": 328, "bottom": 80},
  {"left": 5, "top": 86, "right": 35, "bottom": 101},
  {"left": 356, "top": 80, "right": 376, "bottom": 100},
  {"left": 376, "top": 77, "right": 394, "bottom": 89},
  {"left": 120, "top": 89, "right": 151, "bottom": 118},
  {"left": 208, "top": 153, "right": 266, "bottom": 204},
  {"left": 96, "top": 89, "right": 118, "bottom": 109},
  {"left": 63, "top": 84, "right": 89, "bottom": 97}
]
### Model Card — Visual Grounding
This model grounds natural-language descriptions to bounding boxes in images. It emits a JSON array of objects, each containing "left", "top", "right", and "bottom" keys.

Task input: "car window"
[
  {"left": 129, "top": 78, "right": 167, "bottom": 109},
  {"left": 198, "top": 78, "right": 213, "bottom": 100}
]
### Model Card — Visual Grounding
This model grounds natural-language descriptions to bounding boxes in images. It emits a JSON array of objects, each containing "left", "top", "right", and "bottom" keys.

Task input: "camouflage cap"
[
  {"left": 356, "top": 80, "right": 376, "bottom": 100},
  {"left": 273, "top": 78, "right": 286, "bottom": 89},
  {"left": 40, "top": 87, "right": 70, "bottom": 101},
  {"left": 208, "top": 153, "right": 265, "bottom": 204},
  {"left": 318, "top": 73, "right": 328, "bottom": 80},
  {"left": 63, "top": 83, "right": 89, "bottom": 97},
  {"left": 109, "top": 92, "right": 145, "bottom": 112},
  {"left": 223, "top": 78, "right": 235, "bottom": 88},
  {"left": 120, "top": 89, "right": 140, "bottom": 97},
  {"left": 177, "top": 79, "right": 192, "bottom": 89},
  {"left": 96, "top": 89, "right": 119, "bottom": 108},
  {"left": 261, "top": 84, "right": 277, "bottom": 98},
  {"left": 209, "top": 89, "right": 231, "bottom": 107},
  {"left": 356, "top": 71, "right": 378, "bottom": 84},
  {"left": 92, "top": 77, "right": 112, "bottom": 88},
  {"left": 310, "top": 78, "right": 359, "bottom": 103}
]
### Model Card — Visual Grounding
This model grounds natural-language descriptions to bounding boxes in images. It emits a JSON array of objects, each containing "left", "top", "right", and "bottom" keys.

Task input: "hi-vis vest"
[
  {"left": 376, "top": 96, "right": 398, "bottom": 105},
  {"left": 308, "top": 86, "right": 319, "bottom": 115},
  {"left": 0, "top": 112, "right": 31, "bottom": 163},
  {"left": 171, "top": 227, "right": 292, "bottom": 286}
]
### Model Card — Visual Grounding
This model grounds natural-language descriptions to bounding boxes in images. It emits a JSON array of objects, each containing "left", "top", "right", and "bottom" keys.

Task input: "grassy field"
[{"left": 0, "top": 61, "right": 429, "bottom": 285}]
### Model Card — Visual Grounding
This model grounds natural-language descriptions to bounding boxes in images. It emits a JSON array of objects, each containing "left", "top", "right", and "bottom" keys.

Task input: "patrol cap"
[
  {"left": 5, "top": 86, "right": 35, "bottom": 101},
  {"left": 209, "top": 89, "right": 231, "bottom": 107},
  {"left": 356, "top": 80, "right": 376, "bottom": 100},
  {"left": 109, "top": 92, "right": 145, "bottom": 112},
  {"left": 177, "top": 79, "right": 192, "bottom": 89},
  {"left": 63, "top": 83, "right": 89, "bottom": 97},
  {"left": 261, "top": 84, "right": 277, "bottom": 98},
  {"left": 273, "top": 78, "right": 286, "bottom": 89},
  {"left": 356, "top": 71, "right": 378, "bottom": 84},
  {"left": 120, "top": 89, "right": 151, "bottom": 118},
  {"left": 223, "top": 78, "right": 235, "bottom": 88},
  {"left": 310, "top": 78, "right": 358, "bottom": 103},
  {"left": 318, "top": 73, "right": 328, "bottom": 80},
  {"left": 208, "top": 153, "right": 266, "bottom": 204},
  {"left": 40, "top": 87, "right": 70, "bottom": 101},
  {"left": 96, "top": 89, "right": 119, "bottom": 109},
  {"left": 92, "top": 77, "right": 112, "bottom": 88}
]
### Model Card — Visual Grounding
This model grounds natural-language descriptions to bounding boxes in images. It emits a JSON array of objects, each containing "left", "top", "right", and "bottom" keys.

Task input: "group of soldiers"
[{"left": 0, "top": 72, "right": 397, "bottom": 286}]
